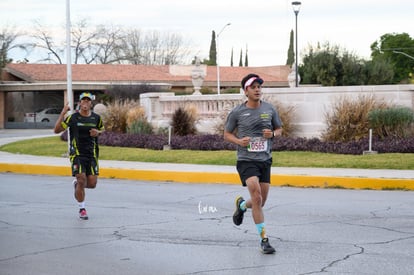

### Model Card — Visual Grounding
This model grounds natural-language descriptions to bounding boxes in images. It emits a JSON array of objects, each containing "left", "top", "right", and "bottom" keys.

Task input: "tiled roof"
[
  {"left": 4, "top": 63, "right": 290, "bottom": 86},
  {"left": 213, "top": 66, "right": 291, "bottom": 83}
]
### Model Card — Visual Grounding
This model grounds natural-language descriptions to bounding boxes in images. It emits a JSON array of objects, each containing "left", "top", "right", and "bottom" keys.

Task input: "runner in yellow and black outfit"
[{"left": 54, "top": 92, "right": 104, "bottom": 220}]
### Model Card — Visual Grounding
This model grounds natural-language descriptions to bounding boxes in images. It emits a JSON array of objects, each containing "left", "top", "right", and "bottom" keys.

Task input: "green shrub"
[
  {"left": 322, "top": 95, "right": 389, "bottom": 142},
  {"left": 128, "top": 120, "right": 153, "bottom": 134},
  {"left": 221, "top": 88, "right": 240, "bottom": 94},
  {"left": 125, "top": 105, "right": 154, "bottom": 134},
  {"left": 200, "top": 87, "right": 215, "bottom": 94},
  {"left": 155, "top": 127, "right": 170, "bottom": 135},
  {"left": 368, "top": 107, "right": 414, "bottom": 138}
]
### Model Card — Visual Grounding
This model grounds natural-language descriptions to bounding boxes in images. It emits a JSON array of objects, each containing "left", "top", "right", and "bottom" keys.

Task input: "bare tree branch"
[
  {"left": 31, "top": 20, "right": 63, "bottom": 64},
  {"left": 23, "top": 20, "right": 195, "bottom": 65},
  {"left": 0, "top": 26, "right": 33, "bottom": 68}
]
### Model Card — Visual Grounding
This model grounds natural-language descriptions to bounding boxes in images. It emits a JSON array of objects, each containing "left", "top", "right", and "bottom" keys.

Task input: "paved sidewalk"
[{"left": 0, "top": 129, "right": 413, "bottom": 190}]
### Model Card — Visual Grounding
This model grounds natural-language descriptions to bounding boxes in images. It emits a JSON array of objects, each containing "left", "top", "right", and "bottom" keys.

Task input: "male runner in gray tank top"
[{"left": 224, "top": 73, "right": 282, "bottom": 254}]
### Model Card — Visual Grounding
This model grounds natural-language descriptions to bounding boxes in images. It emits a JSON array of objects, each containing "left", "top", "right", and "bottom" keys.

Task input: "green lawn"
[{"left": 1, "top": 136, "right": 413, "bottom": 169}]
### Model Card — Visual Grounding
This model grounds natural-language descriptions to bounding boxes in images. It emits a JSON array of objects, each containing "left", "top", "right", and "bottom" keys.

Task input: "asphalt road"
[{"left": 1, "top": 173, "right": 413, "bottom": 275}]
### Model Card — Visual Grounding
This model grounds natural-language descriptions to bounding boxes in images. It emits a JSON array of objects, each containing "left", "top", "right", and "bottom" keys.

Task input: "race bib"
[{"left": 247, "top": 137, "right": 268, "bottom": 152}]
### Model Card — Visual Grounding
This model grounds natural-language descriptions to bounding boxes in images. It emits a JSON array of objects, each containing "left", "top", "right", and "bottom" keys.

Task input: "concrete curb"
[
  {"left": 1, "top": 163, "right": 413, "bottom": 190},
  {"left": 1, "top": 131, "right": 413, "bottom": 191}
]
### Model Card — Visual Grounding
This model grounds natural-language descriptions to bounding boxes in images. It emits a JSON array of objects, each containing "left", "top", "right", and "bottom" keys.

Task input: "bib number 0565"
[{"left": 247, "top": 137, "right": 267, "bottom": 152}]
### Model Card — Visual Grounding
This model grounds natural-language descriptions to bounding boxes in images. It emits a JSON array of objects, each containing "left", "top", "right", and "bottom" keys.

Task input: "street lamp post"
[
  {"left": 65, "top": 0, "right": 73, "bottom": 153},
  {"left": 216, "top": 23, "right": 231, "bottom": 95},
  {"left": 291, "top": 1, "right": 301, "bottom": 87}
]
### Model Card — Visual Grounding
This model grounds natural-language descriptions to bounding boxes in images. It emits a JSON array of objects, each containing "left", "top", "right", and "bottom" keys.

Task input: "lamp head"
[{"left": 292, "top": 1, "right": 301, "bottom": 14}]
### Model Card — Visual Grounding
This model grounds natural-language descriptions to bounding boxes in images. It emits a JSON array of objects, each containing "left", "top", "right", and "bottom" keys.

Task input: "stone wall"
[{"left": 140, "top": 84, "right": 414, "bottom": 138}]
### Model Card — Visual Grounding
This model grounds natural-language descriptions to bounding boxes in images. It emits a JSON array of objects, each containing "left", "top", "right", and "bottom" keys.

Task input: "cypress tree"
[
  {"left": 208, "top": 31, "right": 217, "bottom": 65},
  {"left": 244, "top": 45, "right": 248, "bottom": 67},
  {"left": 230, "top": 47, "right": 234, "bottom": 67},
  {"left": 239, "top": 49, "right": 243, "bottom": 67},
  {"left": 286, "top": 29, "right": 294, "bottom": 66}
]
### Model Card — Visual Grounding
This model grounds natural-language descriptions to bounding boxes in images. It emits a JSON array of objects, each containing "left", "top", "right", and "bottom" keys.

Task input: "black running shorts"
[
  {"left": 71, "top": 156, "right": 99, "bottom": 176},
  {"left": 236, "top": 158, "right": 272, "bottom": 186}
]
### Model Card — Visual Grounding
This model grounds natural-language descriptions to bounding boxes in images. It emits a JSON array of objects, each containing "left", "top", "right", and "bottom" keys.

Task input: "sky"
[{"left": 1, "top": 0, "right": 413, "bottom": 67}]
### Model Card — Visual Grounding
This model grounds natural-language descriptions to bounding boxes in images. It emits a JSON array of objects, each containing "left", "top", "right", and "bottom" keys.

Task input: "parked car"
[{"left": 24, "top": 108, "right": 61, "bottom": 123}]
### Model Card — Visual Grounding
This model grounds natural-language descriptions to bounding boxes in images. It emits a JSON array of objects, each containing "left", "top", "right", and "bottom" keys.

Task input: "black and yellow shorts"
[{"left": 71, "top": 156, "right": 99, "bottom": 176}]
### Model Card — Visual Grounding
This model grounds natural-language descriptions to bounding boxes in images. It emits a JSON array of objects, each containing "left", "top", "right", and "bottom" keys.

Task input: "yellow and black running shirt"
[{"left": 62, "top": 112, "right": 104, "bottom": 158}]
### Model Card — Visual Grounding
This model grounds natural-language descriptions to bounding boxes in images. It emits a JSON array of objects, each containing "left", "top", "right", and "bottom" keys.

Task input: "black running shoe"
[
  {"left": 260, "top": 238, "right": 276, "bottom": 254},
  {"left": 233, "top": 196, "right": 246, "bottom": 226}
]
